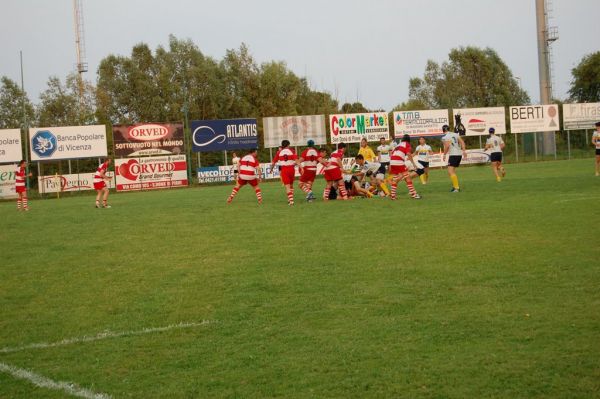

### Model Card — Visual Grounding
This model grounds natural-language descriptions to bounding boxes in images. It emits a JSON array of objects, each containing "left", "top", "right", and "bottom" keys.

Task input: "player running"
[
  {"left": 441, "top": 124, "right": 467, "bottom": 192},
  {"left": 484, "top": 127, "right": 506, "bottom": 182},
  {"left": 413, "top": 137, "right": 433, "bottom": 184},
  {"left": 227, "top": 148, "right": 263, "bottom": 204},
  {"left": 593, "top": 121, "right": 600, "bottom": 176},
  {"left": 298, "top": 139, "right": 319, "bottom": 201},
  {"left": 93, "top": 158, "right": 112, "bottom": 208},
  {"left": 323, "top": 143, "right": 349, "bottom": 201},
  {"left": 270, "top": 140, "right": 298, "bottom": 206},
  {"left": 15, "top": 160, "right": 32, "bottom": 211},
  {"left": 389, "top": 135, "right": 421, "bottom": 200}
]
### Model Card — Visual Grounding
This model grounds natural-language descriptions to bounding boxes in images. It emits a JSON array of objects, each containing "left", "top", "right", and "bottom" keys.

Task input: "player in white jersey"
[
  {"left": 231, "top": 152, "right": 240, "bottom": 181},
  {"left": 441, "top": 125, "right": 467, "bottom": 192},
  {"left": 593, "top": 121, "right": 600, "bottom": 176},
  {"left": 484, "top": 127, "right": 506, "bottom": 182},
  {"left": 413, "top": 137, "right": 433, "bottom": 184}
]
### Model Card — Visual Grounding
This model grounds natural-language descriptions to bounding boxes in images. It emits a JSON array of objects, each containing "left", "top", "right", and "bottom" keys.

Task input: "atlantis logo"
[{"left": 192, "top": 126, "right": 227, "bottom": 147}]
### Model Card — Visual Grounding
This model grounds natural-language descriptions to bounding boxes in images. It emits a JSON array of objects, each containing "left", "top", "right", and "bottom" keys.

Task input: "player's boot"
[
  {"left": 450, "top": 188, "right": 460, "bottom": 193},
  {"left": 412, "top": 194, "right": 422, "bottom": 199}
]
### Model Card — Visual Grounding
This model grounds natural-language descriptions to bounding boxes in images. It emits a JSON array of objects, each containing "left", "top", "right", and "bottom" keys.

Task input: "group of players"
[
  {"left": 11, "top": 121, "right": 600, "bottom": 210},
  {"left": 227, "top": 124, "right": 511, "bottom": 205}
]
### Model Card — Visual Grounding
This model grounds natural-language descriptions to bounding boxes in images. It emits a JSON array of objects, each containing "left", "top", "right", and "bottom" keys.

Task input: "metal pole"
[
  {"left": 554, "top": 132, "right": 557, "bottom": 160},
  {"left": 68, "top": 159, "right": 72, "bottom": 174},
  {"left": 515, "top": 134, "right": 519, "bottom": 163},
  {"left": 20, "top": 51, "right": 30, "bottom": 189},
  {"left": 197, "top": 152, "right": 200, "bottom": 168},
  {"left": 534, "top": 132, "right": 538, "bottom": 161},
  {"left": 567, "top": 131, "right": 571, "bottom": 159},
  {"left": 224, "top": 150, "right": 228, "bottom": 166},
  {"left": 478, "top": 136, "right": 482, "bottom": 149}
]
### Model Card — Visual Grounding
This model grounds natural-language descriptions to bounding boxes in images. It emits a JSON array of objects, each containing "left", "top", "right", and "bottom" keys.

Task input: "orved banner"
[
  {"left": 115, "top": 155, "right": 188, "bottom": 191},
  {"left": 113, "top": 123, "right": 184, "bottom": 157}
]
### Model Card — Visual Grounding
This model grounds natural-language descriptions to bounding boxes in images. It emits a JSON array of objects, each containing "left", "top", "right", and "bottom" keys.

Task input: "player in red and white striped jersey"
[
  {"left": 270, "top": 140, "right": 298, "bottom": 205},
  {"left": 298, "top": 139, "right": 320, "bottom": 202},
  {"left": 94, "top": 158, "right": 112, "bottom": 208},
  {"left": 15, "top": 160, "right": 31, "bottom": 211},
  {"left": 227, "top": 148, "right": 263, "bottom": 204},
  {"left": 323, "top": 142, "right": 349, "bottom": 200},
  {"left": 389, "top": 135, "right": 421, "bottom": 200}
]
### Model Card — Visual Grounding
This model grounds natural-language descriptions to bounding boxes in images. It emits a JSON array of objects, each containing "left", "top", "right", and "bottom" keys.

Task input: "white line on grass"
[
  {"left": 0, "top": 320, "right": 215, "bottom": 354},
  {"left": 0, "top": 361, "right": 111, "bottom": 399}
]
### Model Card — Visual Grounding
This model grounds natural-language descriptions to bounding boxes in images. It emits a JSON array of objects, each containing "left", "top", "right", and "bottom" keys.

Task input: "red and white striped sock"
[
  {"left": 299, "top": 182, "right": 310, "bottom": 194},
  {"left": 254, "top": 188, "right": 262, "bottom": 203},
  {"left": 228, "top": 186, "right": 240, "bottom": 203},
  {"left": 323, "top": 187, "right": 330, "bottom": 200},
  {"left": 17, "top": 199, "right": 21, "bottom": 210},
  {"left": 404, "top": 177, "right": 417, "bottom": 197},
  {"left": 22, "top": 197, "right": 28, "bottom": 210},
  {"left": 391, "top": 183, "right": 397, "bottom": 200},
  {"left": 337, "top": 182, "right": 348, "bottom": 199},
  {"left": 287, "top": 189, "right": 294, "bottom": 205}
]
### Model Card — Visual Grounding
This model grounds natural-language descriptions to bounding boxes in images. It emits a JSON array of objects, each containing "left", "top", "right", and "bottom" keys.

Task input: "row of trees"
[{"left": 1, "top": 35, "right": 598, "bottom": 135}]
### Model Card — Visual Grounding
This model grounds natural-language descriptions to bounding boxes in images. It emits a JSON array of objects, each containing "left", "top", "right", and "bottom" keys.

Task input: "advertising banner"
[
  {"left": 0, "top": 129, "right": 23, "bottom": 163},
  {"left": 509, "top": 105, "right": 559, "bottom": 133},
  {"left": 452, "top": 107, "right": 507, "bottom": 135},
  {"left": 562, "top": 103, "right": 600, "bottom": 130},
  {"left": 0, "top": 164, "right": 17, "bottom": 199},
  {"left": 191, "top": 119, "right": 258, "bottom": 152},
  {"left": 29, "top": 125, "right": 107, "bottom": 161},
  {"left": 198, "top": 163, "right": 299, "bottom": 183},
  {"left": 37, "top": 172, "right": 115, "bottom": 194},
  {"left": 393, "top": 109, "right": 449, "bottom": 137},
  {"left": 263, "top": 115, "right": 327, "bottom": 148},
  {"left": 329, "top": 112, "right": 389, "bottom": 144},
  {"left": 115, "top": 155, "right": 188, "bottom": 191},
  {"left": 113, "top": 123, "right": 184, "bottom": 157}
]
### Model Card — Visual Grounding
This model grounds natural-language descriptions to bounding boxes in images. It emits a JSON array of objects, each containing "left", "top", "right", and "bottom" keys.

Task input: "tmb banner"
[
  {"left": 29, "top": 125, "right": 107, "bottom": 161},
  {"left": 329, "top": 112, "right": 390, "bottom": 144},
  {"left": 393, "top": 109, "right": 449, "bottom": 137},
  {"left": 191, "top": 119, "right": 258, "bottom": 152},
  {"left": 115, "top": 155, "right": 188, "bottom": 191},
  {"left": 38, "top": 172, "right": 115, "bottom": 194},
  {"left": 113, "top": 123, "right": 184, "bottom": 157},
  {"left": 263, "top": 115, "right": 327, "bottom": 148}
]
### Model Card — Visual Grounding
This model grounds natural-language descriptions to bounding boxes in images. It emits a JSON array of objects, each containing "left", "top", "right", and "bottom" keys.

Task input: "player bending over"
[
  {"left": 227, "top": 148, "right": 263, "bottom": 204},
  {"left": 389, "top": 135, "right": 421, "bottom": 200},
  {"left": 94, "top": 158, "right": 112, "bottom": 208},
  {"left": 323, "top": 143, "right": 349, "bottom": 201}
]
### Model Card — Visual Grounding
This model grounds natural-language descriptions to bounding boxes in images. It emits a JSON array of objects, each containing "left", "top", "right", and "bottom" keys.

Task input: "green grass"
[{"left": 0, "top": 159, "right": 599, "bottom": 398}]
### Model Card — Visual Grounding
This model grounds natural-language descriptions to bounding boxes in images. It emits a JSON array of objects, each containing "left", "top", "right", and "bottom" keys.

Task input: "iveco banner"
[
  {"left": 191, "top": 119, "right": 258, "bottom": 152},
  {"left": 0, "top": 129, "right": 23, "bottom": 163},
  {"left": 329, "top": 112, "right": 390, "bottom": 144},
  {"left": 263, "top": 115, "right": 327, "bottom": 148},
  {"left": 113, "top": 123, "right": 184, "bottom": 157},
  {"left": 29, "top": 125, "right": 107, "bottom": 161}
]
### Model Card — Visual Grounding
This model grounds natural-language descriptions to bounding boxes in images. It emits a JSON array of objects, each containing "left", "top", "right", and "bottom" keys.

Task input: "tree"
[
  {"left": 37, "top": 73, "right": 96, "bottom": 126},
  {"left": 340, "top": 102, "right": 369, "bottom": 113},
  {"left": 0, "top": 76, "right": 35, "bottom": 129},
  {"left": 406, "top": 46, "right": 529, "bottom": 109},
  {"left": 569, "top": 51, "right": 600, "bottom": 102}
]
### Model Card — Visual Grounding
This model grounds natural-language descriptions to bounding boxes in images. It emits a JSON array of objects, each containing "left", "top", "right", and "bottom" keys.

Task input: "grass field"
[{"left": 0, "top": 158, "right": 599, "bottom": 398}]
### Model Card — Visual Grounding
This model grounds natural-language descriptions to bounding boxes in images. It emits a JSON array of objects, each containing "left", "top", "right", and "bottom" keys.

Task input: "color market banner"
[
  {"left": 562, "top": 103, "right": 600, "bottom": 130},
  {"left": 263, "top": 115, "right": 327, "bottom": 148},
  {"left": 393, "top": 109, "right": 449, "bottom": 137},
  {"left": 191, "top": 119, "right": 258, "bottom": 152},
  {"left": 509, "top": 105, "right": 559, "bottom": 133},
  {"left": 29, "top": 125, "right": 107, "bottom": 161},
  {"left": 329, "top": 112, "right": 389, "bottom": 144},
  {"left": 38, "top": 172, "right": 115, "bottom": 194},
  {"left": 113, "top": 123, "right": 184, "bottom": 157},
  {"left": 452, "top": 107, "right": 507, "bottom": 136},
  {"left": 0, "top": 129, "right": 23, "bottom": 163},
  {"left": 0, "top": 164, "right": 17, "bottom": 199},
  {"left": 115, "top": 155, "right": 188, "bottom": 191}
]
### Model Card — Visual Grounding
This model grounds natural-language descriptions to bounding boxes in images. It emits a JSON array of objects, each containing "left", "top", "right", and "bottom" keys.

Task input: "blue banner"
[{"left": 191, "top": 118, "right": 258, "bottom": 152}]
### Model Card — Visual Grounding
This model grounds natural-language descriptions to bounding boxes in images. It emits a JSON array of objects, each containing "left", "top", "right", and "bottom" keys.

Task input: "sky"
[{"left": 1, "top": 0, "right": 599, "bottom": 112}]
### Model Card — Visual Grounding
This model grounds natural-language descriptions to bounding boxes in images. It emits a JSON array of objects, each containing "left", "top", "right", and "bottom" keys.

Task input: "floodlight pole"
[{"left": 20, "top": 51, "right": 31, "bottom": 189}]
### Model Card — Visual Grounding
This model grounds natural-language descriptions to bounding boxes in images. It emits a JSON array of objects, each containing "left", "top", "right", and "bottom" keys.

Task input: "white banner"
[
  {"left": 198, "top": 163, "right": 301, "bottom": 183},
  {"left": 393, "top": 109, "right": 449, "bottom": 137},
  {"left": 0, "top": 164, "right": 17, "bottom": 198},
  {"left": 329, "top": 112, "right": 389, "bottom": 144},
  {"left": 29, "top": 125, "right": 107, "bottom": 161},
  {"left": 453, "top": 107, "right": 506, "bottom": 135},
  {"left": 37, "top": 172, "right": 115, "bottom": 194},
  {"left": 562, "top": 103, "right": 600, "bottom": 130},
  {"left": 115, "top": 155, "right": 188, "bottom": 191},
  {"left": 509, "top": 105, "right": 559, "bottom": 133},
  {"left": 263, "top": 115, "right": 327, "bottom": 148},
  {"left": 0, "top": 129, "right": 23, "bottom": 163}
]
